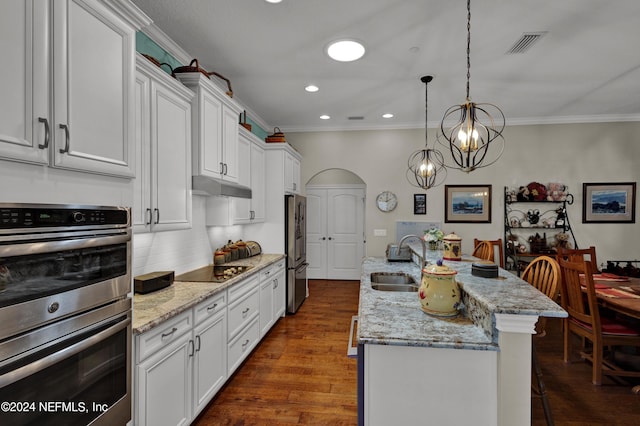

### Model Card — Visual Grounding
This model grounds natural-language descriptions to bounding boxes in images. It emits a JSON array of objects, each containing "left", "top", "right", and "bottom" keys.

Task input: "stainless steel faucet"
[{"left": 398, "top": 234, "right": 427, "bottom": 270}]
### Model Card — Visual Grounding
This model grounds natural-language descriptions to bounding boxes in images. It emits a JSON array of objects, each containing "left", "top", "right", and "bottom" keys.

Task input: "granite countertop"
[
  {"left": 357, "top": 242, "right": 566, "bottom": 350},
  {"left": 133, "top": 254, "right": 285, "bottom": 334}
]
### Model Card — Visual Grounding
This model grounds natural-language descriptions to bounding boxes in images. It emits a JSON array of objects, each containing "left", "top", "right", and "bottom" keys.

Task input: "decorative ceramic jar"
[
  {"left": 419, "top": 260, "right": 461, "bottom": 317},
  {"left": 442, "top": 232, "right": 462, "bottom": 261}
]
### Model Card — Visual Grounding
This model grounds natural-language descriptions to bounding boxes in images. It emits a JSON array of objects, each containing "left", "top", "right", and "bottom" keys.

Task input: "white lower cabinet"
[
  {"left": 259, "top": 260, "right": 286, "bottom": 337},
  {"left": 192, "top": 294, "right": 227, "bottom": 418},
  {"left": 135, "top": 294, "right": 227, "bottom": 426},
  {"left": 135, "top": 261, "right": 286, "bottom": 425},
  {"left": 135, "top": 311, "right": 193, "bottom": 426},
  {"left": 227, "top": 275, "right": 260, "bottom": 376}
]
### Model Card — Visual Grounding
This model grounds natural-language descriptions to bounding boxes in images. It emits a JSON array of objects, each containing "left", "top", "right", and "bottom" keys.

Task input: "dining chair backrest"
[
  {"left": 522, "top": 256, "right": 561, "bottom": 336},
  {"left": 522, "top": 256, "right": 560, "bottom": 300},
  {"left": 557, "top": 246, "right": 599, "bottom": 273},
  {"left": 557, "top": 257, "right": 600, "bottom": 331},
  {"left": 473, "top": 238, "right": 504, "bottom": 268}
]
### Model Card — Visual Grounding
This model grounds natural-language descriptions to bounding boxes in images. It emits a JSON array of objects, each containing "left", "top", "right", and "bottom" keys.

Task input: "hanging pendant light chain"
[{"left": 466, "top": 0, "right": 471, "bottom": 101}]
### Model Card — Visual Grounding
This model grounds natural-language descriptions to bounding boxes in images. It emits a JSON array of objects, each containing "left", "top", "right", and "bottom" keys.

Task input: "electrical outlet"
[{"left": 373, "top": 229, "right": 387, "bottom": 237}]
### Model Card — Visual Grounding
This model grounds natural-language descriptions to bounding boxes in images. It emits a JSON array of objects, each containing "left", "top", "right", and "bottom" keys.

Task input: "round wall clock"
[{"left": 376, "top": 191, "right": 398, "bottom": 212}]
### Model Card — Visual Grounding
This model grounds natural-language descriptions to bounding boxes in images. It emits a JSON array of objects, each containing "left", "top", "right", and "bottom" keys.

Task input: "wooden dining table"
[{"left": 590, "top": 274, "right": 640, "bottom": 320}]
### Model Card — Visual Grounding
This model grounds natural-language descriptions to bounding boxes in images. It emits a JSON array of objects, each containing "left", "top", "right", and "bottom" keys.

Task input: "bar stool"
[{"left": 521, "top": 255, "right": 561, "bottom": 426}]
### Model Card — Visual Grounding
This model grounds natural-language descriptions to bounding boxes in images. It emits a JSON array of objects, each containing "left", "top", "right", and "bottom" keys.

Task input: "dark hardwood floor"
[{"left": 194, "top": 280, "right": 640, "bottom": 425}]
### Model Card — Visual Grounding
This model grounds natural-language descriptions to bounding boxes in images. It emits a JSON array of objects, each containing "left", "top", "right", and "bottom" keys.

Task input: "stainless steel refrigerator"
[{"left": 285, "top": 194, "right": 308, "bottom": 313}]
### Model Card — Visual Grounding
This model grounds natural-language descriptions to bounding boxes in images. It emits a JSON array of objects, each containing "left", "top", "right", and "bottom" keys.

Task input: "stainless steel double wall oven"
[{"left": 0, "top": 203, "right": 132, "bottom": 426}]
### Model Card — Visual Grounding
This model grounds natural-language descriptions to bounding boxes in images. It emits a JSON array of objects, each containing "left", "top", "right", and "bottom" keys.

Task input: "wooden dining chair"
[
  {"left": 522, "top": 256, "right": 561, "bottom": 426},
  {"left": 556, "top": 246, "right": 599, "bottom": 272},
  {"left": 472, "top": 238, "right": 504, "bottom": 268},
  {"left": 557, "top": 257, "right": 640, "bottom": 385}
]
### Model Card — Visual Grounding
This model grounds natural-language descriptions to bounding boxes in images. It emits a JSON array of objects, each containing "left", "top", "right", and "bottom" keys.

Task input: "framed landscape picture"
[
  {"left": 445, "top": 185, "right": 492, "bottom": 223},
  {"left": 582, "top": 182, "right": 636, "bottom": 223}
]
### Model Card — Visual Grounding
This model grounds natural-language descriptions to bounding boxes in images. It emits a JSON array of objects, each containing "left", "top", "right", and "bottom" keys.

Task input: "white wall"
[{"left": 287, "top": 121, "right": 640, "bottom": 268}]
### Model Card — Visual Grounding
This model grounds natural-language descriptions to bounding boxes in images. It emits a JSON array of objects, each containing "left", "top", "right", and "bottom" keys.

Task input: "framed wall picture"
[
  {"left": 582, "top": 182, "right": 636, "bottom": 223},
  {"left": 414, "top": 194, "right": 427, "bottom": 215},
  {"left": 445, "top": 185, "right": 492, "bottom": 223}
]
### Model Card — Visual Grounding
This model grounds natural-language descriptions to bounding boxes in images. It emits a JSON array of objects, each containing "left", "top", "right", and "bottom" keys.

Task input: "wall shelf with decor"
[{"left": 503, "top": 184, "right": 577, "bottom": 274}]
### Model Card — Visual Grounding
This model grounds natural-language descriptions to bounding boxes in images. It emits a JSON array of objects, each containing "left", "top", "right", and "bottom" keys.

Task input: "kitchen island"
[{"left": 357, "top": 243, "right": 566, "bottom": 426}]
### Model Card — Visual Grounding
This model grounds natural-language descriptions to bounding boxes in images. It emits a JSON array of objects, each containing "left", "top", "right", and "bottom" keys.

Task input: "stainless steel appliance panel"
[{"left": 285, "top": 195, "right": 307, "bottom": 313}]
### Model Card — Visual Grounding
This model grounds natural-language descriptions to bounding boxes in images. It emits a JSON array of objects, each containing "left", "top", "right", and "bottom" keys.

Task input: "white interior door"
[
  {"left": 327, "top": 188, "right": 365, "bottom": 280},
  {"left": 306, "top": 186, "right": 365, "bottom": 280},
  {"left": 306, "top": 190, "right": 327, "bottom": 279}
]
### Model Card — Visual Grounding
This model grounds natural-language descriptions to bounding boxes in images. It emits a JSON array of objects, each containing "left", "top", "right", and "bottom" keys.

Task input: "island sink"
[{"left": 370, "top": 272, "right": 418, "bottom": 292}]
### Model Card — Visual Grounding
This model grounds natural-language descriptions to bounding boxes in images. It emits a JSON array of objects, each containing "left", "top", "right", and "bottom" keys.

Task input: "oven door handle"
[
  {"left": 0, "top": 232, "right": 130, "bottom": 258},
  {"left": 0, "top": 316, "right": 130, "bottom": 387}
]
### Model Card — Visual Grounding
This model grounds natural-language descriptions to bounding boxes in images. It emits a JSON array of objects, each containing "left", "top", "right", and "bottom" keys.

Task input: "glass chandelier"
[
  {"left": 407, "top": 75, "right": 446, "bottom": 190},
  {"left": 436, "top": 0, "right": 505, "bottom": 173}
]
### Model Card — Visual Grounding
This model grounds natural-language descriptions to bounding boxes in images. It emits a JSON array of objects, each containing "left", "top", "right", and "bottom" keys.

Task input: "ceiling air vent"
[
  {"left": 348, "top": 116, "right": 365, "bottom": 120},
  {"left": 506, "top": 32, "right": 547, "bottom": 54}
]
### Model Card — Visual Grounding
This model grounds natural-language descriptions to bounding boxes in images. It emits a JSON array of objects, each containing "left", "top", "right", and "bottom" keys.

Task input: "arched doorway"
[{"left": 306, "top": 169, "right": 366, "bottom": 280}]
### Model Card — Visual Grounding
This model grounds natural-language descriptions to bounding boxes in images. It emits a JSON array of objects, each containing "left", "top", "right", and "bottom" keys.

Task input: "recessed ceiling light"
[
  {"left": 320, "top": 115, "right": 331, "bottom": 120},
  {"left": 264, "top": 0, "right": 282, "bottom": 4},
  {"left": 326, "top": 39, "right": 365, "bottom": 62},
  {"left": 305, "top": 85, "right": 319, "bottom": 92},
  {"left": 382, "top": 113, "right": 394, "bottom": 119}
]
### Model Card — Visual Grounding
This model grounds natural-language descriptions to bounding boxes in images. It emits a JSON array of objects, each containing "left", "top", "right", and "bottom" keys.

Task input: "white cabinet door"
[
  {"left": 52, "top": 0, "right": 136, "bottom": 177},
  {"left": 0, "top": 1, "right": 49, "bottom": 165},
  {"left": 192, "top": 311, "right": 227, "bottom": 417},
  {"left": 259, "top": 272, "right": 274, "bottom": 337},
  {"left": 250, "top": 142, "right": 266, "bottom": 222},
  {"left": 133, "top": 71, "right": 151, "bottom": 231},
  {"left": 272, "top": 262, "right": 286, "bottom": 319},
  {"left": 199, "top": 90, "right": 223, "bottom": 177},
  {"left": 0, "top": 0, "right": 140, "bottom": 177},
  {"left": 137, "top": 334, "right": 192, "bottom": 426},
  {"left": 134, "top": 57, "right": 193, "bottom": 233},
  {"left": 222, "top": 105, "right": 240, "bottom": 182},
  {"left": 233, "top": 132, "right": 252, "bottom": 223},
  {"left": 152, "top": 80, "right": 192, "bottom": 231}
]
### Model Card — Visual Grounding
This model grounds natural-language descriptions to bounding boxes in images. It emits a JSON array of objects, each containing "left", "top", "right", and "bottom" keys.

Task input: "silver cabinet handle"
[
  {"left": 195, "top": 335, "right": 201, "bottom": 352},
  {"left": 153, "top": 208, "right": 160, "bottom": 224},
  {"left": 242, "top": 307, "right": 250, "bottom": 317},
  {"left": 273, "top": 278, "right": 278, "bottom": 289},
  {"left": 241, "top": 339, "right": 250, "bottom": 350},
  {"left": 207, "top": 303, "right": 218, "bottom": 312},
  {"left": 58, "top": 123, "right": 70, "bottom": 153},
  {"left": 220, "top": 162, "right": 224, "bottom": 174},
  {"left": 161, "top": 327, "right": 178, "bottom": 338},
  {"left": 321, "top": 237, "right": 326, "bottom": 240},
  {"left": 328, "top": 237, "right": 333, "bottom": 240},
  {"left": 223, "top": 163, "right": 228, "bottom": 175},
  {"left": 188, "top": 339, "right": 195, "bottom": 357},
  {"left": 38, "top": 117, "right": 49, "bottom": 149}
]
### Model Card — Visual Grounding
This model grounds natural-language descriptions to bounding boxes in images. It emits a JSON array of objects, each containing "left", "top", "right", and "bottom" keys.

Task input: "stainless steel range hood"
[{"left": 192, "top": 175, "right": 252, "bottom": 199}]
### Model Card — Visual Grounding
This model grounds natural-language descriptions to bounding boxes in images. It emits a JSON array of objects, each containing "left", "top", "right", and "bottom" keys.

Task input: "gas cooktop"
[{"left": 174, "top": 265, "right": 253, "bottom": 283}]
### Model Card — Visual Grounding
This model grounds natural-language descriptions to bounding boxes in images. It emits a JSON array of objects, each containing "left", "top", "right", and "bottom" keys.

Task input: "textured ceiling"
[{"left": 132, "top": 0, "right": 640, "bottom": 132}]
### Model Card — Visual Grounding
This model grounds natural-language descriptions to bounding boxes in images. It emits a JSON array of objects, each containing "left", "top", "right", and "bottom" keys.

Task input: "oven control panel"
[{"left": 0, "top": 204, "right": 129, "bottom": 229}]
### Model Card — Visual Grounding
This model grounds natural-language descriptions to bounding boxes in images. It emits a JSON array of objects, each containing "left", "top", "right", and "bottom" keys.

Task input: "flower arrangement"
[
  {"left": 424, "top": 228, "right": 444, "bottom": 249},
  {"left": 423, "top": 228, "right": 444, "bottom": 242}
]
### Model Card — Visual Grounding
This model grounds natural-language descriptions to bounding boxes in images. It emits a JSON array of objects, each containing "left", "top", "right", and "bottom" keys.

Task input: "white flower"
[{"left": 423, "top": 228, "right": 444, "bottom": 242}]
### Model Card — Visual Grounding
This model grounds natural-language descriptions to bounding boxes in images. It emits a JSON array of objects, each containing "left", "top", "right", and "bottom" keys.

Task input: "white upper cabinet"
[
  {"left": 175, "top": 73, "right": 243, "bottom": 183},
  {"left": 134, "top": 55, "right": 194, "bottom": 233},
  {"left": 0, "top": 0, "right": 150, "bottom": 177},
  {"left": 233, "top": 128, "right": 266, "bottom": 224}
]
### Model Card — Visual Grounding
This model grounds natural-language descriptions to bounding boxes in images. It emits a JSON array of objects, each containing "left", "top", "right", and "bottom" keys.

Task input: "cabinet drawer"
[
  {"left": 136, "top": 310, "right": 192, "bottom": 362},
  {"left": 227, "top": 317, "right": 259, "bottom": 375},
  {"left": 194, "top": 292, "right": 226, "bottom": 325},
  {"left": 228, "top": 287, "right": 259, "bottom": 339},
  {"left": 228, "top": 275, "right": 259, "bottom": 303},
  {"left": 260, "top": 265, "right": 274, "bottom": 282}
]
